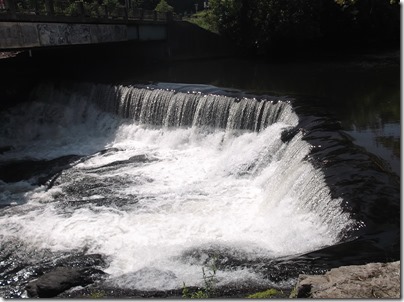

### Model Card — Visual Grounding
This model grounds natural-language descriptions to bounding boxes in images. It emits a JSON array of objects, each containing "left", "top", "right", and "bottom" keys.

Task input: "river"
[{"left": 0, "top": 51, "right": 400, "bottom": 298}]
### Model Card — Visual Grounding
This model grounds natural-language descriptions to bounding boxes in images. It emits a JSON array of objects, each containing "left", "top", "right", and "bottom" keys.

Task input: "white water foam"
[{"left": 0, "top": 90, "right": 353, "bottom": 290}]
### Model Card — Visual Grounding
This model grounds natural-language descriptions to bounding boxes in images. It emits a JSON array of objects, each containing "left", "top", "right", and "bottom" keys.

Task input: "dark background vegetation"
[{"left": 145, "top": 0, "right": 400, "bottom": 56}]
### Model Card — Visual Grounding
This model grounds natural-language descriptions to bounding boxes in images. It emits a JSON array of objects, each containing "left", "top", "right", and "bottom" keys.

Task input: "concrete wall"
[
  {"left": 0, "top": 19, "right": 235, "bottom": 61},
  {"left": 0, "top": 21, "right": 166, "bottom": 49}
]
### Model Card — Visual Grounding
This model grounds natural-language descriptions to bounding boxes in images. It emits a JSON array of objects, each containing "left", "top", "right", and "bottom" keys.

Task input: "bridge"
[{"left": 0, "top": 0, "right": 180, "bottom": 50}]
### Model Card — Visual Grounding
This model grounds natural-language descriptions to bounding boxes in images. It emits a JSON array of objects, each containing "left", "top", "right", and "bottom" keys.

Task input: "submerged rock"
[
  {"left": 0, "top": 155, "right": 81, "bottom": 184},
  {"left": 293, "top": 261, "right": 400, "bottom": 298},
  {"left": 26, "top": 266, "right": 106, "bottom": 298}
]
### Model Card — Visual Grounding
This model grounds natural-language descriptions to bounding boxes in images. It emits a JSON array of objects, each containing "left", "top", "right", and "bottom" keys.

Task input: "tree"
[
  {"left": 208, "top": 0, "right": 323, "bottom": 54},
  {"left": 155, "top": 0, "right": 173, "bottom": 12},
  {"left": 206, "top": 0, "right": 399, "bottom": 55}
]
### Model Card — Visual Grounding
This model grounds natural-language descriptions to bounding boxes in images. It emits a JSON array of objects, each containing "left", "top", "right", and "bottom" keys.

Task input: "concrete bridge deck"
[{"left": 0, "top": 0, "right": 178, "bottom": 50}]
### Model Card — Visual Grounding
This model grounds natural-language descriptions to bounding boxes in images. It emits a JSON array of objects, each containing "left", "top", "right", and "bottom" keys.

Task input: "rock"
[
  {"left": 293, "top": 261, "right": 400, "bottom": 298},
  {"left": 26, "top": 266, "right": 105, "bottom": 298},
  {"left": 55, "top": 253, "right": 106, "bottom": 269},
  {"left": 0, "top": 155, "right": 81, "bottom": 184}
]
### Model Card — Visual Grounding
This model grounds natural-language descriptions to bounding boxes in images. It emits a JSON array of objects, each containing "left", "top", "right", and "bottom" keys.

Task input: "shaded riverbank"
[{"left": 20, "top": 257, "right": 400, "bottom": 298}]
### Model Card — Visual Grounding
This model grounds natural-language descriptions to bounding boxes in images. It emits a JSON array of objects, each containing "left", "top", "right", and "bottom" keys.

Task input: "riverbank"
[
  {"left": 293, "top": 261, "right": 400, "bottom": 298},
  {"left": 23, "top": 260, "right": 400, "bottom": 298}
]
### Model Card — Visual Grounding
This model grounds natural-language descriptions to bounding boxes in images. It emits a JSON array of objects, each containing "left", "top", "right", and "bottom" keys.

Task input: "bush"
[
  {"left": 185, "top": 10, "right": 219, "bottom": 33},
  {"left": 207, "top": 0, "right": 400, "bottom": 55},
  {"left": 155, "top": 0, "right": 173, "bottom": 13}
]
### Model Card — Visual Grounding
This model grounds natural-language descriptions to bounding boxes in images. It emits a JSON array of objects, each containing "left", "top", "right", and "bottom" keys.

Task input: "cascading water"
[{"left": 0, "top": 82, "right": 357, "bottom": 296}]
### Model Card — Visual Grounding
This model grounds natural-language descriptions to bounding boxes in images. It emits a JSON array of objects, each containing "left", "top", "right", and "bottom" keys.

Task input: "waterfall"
[
  {"left": 32, "top": 82, "right": 299, "bottom": 131},
  {"left": 0, "top": 81, "right": 355, "bottom": 292}
]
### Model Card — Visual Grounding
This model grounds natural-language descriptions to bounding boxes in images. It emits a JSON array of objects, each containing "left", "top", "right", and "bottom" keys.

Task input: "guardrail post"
[
  {"left": 5, "top": 0, "right": 16, "bottom": 18},
  {"left": 45, "top": 0, "right": 54, "bottom": 16},
  {"left": 139, "top": 8, "right": 143, "bottom": 20}
]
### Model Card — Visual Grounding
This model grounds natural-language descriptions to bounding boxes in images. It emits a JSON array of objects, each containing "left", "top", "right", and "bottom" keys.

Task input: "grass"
[
  {"left": 89, "top": 290, "right": 106, "bottom": 298},
  {"left": 246, "top": 288, "right": 281, "bottom": 299},
  {"left": 182, "top": 256, "right": 218, "bottom": 298},
  {"left": 184, "top": 10, "right": 219, "bottom": 34}
]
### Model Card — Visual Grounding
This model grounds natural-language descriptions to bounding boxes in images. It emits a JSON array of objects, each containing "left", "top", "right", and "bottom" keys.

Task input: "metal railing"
[{"left": 0, "top": 0, "right": 181, "bottom": 22}]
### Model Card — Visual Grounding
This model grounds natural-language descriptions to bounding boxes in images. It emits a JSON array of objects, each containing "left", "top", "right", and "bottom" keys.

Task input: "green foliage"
[
  {"left": 102, "top": 0, "right": 120, "bottom": 16},
  {"left": 185, "top": 10, "right": 219, "bottom": 33},
  {"left": 206, "top": 0, "right": 400, "bottom": 55},
  {"left": 182, "top": 256, "right": 218, "bottom": 299},
  {"left": 209, "top": 0, "right": 323, "bottom": 53},
  {"left": 63, "top": 2, "right": 80, "bottom": 16},
  {"left": 289, "top": 287, "right": 298, "bottom": 298},
  {"left": 89, "top": 290, "right": 106, "bottom": 298},
  {"left": 155, "top": 0, "right": 173, "bottom": 13},
  {"left": 83, "top": 1, "right": 106, "bottom": 18},
  {"left": 209, "top": 0, "right": 241, "bottom": 37},
  {"left": 246, "top": 288, "right": 280, "bottom": 298},
  {"left": 182, "top": 285, "right": 210, "bottom": 299},
  {"left": 132, "top": 0, "right": 144, "bottom": 8}
]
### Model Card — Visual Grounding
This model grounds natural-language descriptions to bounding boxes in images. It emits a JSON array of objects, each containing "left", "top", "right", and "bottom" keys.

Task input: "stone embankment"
[{"left": 293, "top": 261, "right": 400, "bottom": 298}]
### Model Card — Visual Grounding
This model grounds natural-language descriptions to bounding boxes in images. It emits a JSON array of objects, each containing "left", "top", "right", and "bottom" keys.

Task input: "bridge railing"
[{"left": 0, "top": 0, "right": 181, "bottom": 22}]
